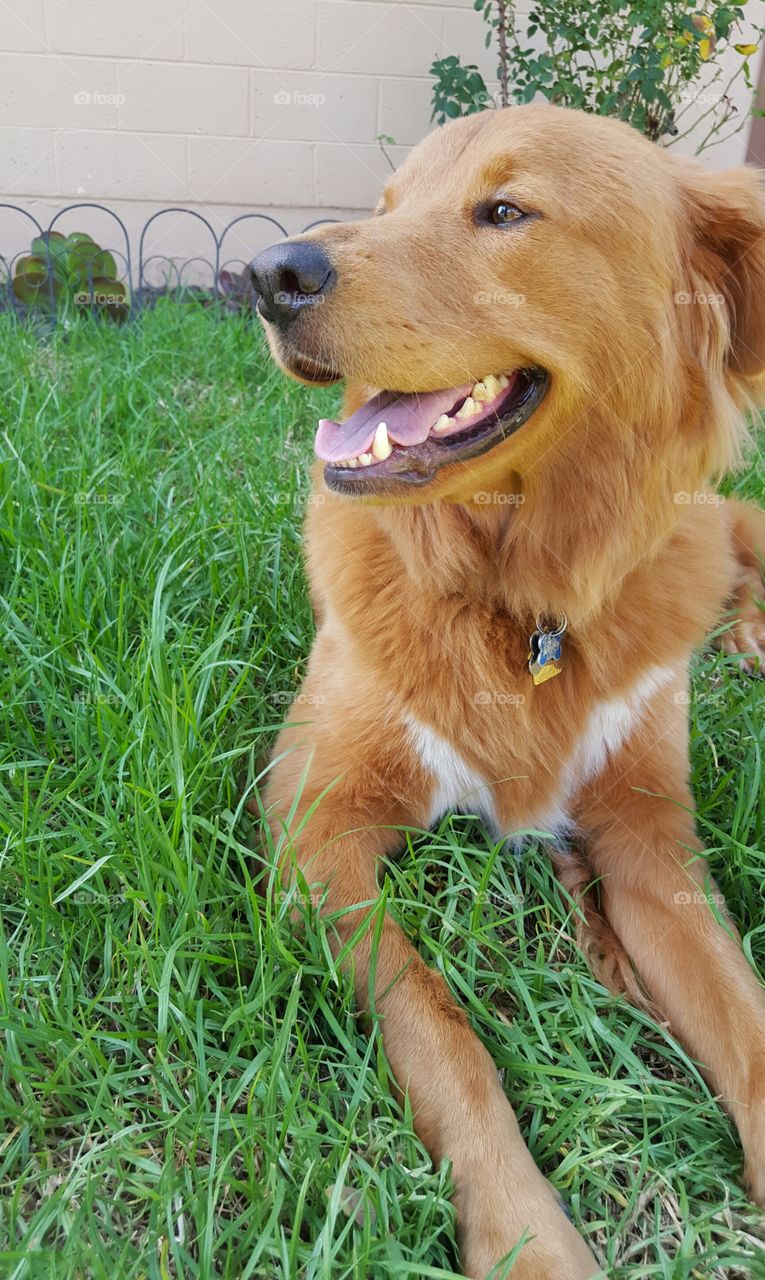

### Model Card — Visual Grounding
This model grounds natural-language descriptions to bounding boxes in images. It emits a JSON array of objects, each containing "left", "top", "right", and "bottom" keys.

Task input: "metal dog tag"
[{"left": 528, "top": 614, "right": 567, "bottom": 685}]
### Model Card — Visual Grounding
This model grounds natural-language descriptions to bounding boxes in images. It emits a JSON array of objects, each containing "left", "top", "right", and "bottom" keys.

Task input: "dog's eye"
[{"left": 486, "top": 200, "right": 526, "bottom": 226}]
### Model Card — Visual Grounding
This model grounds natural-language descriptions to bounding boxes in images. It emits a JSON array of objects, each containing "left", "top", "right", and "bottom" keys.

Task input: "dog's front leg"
[
  {"left": 264, "top": 694, "right": 599, "bottom": 1280},
  {"left": 721, "top": 498, "right": 765, "bottom": 674},
  {"left": 576, "top": 680, "right": 765, "bottom": 1205}
]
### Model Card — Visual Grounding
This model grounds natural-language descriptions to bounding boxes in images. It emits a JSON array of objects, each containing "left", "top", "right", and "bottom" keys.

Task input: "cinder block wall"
[{"left": 1, "top": 0, "right": 763, "bottom": 270}]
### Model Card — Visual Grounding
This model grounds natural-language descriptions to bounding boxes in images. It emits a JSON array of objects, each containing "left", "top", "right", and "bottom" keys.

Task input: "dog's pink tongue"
[{"left": 316, "top": 386, "right": 469, "bottom": 463}]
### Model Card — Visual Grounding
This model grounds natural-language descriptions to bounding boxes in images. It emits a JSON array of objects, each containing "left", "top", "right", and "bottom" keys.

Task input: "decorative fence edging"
[{"left": 0, "top": 202, "right": 337, "bottom": 324}]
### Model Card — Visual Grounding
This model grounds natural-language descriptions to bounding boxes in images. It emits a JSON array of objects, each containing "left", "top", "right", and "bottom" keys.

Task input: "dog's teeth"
[
  {"left": 473, "top": 381, "right": 489, "bottom": 401},
  {"left": 358, "top": 452, "right": 373, "bottom": 467},
  {"left": 497, "top": 373, "right": 510, "bottom": 389},
  {"left": 371, "top": 421, "right": 392, "bottom": 461},
  {"left": 347, "top": 458, "right": 358, "bottom": 468},
  {"left": 433, "top": 413, "right": 451, "bottom": 433},
  {"left": 457, "top": 396, "right": 478, "bottom": 419},
  {"left": 483, "top": 375, "right": 501, "bottom": 398}
]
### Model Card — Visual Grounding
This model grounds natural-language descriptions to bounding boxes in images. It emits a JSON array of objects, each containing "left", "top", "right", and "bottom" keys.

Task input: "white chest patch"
[
  {"left": 403, "top": 664, "right": 676, "bottom": 842},
  {"left": 566, "top": 664, "right": 676, "bottom": 788},
  {"left": 402, "top": 712, "right": 501, "bottom": 835}
]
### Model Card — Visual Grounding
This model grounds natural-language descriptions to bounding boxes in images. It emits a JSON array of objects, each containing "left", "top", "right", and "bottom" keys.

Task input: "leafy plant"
[
  {"left": 217, "top": 265, "right": 258, "bottom": 314},
  {"left": 377, "top": 133, "right": 399, "bottom": 172},
  {"left": 431, "top": 57, "right": 496, "bottom": 124},
  {"left": 430, "top": 0, "right": 762, "bottom": 152},
  {"left": 12, "top": 230, "right": 129, "bottom": 320}
]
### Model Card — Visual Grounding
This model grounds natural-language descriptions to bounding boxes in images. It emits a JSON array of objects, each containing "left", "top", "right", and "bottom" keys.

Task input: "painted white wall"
[{"left": 0, "top": 0, "right": 762, "bottom": 269}]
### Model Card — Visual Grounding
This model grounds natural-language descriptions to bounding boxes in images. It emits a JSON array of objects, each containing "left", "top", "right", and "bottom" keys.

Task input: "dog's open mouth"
[{"left": 317, "top": 367, "right": 549, "bottom": 492}]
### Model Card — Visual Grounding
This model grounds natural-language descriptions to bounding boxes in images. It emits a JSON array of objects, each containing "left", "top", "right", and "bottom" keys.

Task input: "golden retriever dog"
[{"left": 250, "top": 104, "right": 765, "bottom": 1278}]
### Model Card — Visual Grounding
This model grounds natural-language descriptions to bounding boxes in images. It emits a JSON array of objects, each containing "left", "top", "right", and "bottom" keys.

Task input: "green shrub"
[
  {"left": 12, "top": 230, "right": 129, "bottom": 321},
  {"left": 431, "top": 0, "right": 762, "bottom": 152}
]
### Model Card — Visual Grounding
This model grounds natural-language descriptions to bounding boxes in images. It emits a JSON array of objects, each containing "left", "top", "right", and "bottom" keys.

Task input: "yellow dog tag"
[{"left": 528, "top": 614, "right": 567, "bottom": 685}]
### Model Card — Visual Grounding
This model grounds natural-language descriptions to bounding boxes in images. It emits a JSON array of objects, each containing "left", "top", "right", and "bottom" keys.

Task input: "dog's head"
[{"left": 252, "top": 105, "right": 765, "bottom": 504}]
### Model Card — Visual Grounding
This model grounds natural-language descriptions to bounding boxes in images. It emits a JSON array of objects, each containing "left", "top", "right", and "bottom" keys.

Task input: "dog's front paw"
[
  {"left": 458, "top": 1179, "right": 600, "bottom": 1280},
  {"left": 721, "top": 597, "right": 765, "bottom": 676},
  {"left": 744, "top": 1159, "right": 765, "bottom": 1211},
  {"left": 738, "top": 1090, "right": 765, "bottom": 1209},
  {"left": 460, "top": 1227, "right": 598, "bottom": 1280},
  {"left": 743, "top": 1118, "right": 765, "bottom": 1211},
  {"left": 722, "top": 499, "right": 765, "bottom": 675}
]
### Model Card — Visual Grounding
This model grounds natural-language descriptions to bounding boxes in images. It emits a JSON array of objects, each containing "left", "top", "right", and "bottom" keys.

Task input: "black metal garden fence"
[{"left": 0, "top": 201, "right": 336, "bottom": 325}]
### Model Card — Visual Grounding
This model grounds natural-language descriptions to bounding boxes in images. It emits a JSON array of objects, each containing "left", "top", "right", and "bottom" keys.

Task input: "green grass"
[{"left": 0, "top": 305, "right": 764, "bottom": 1280}]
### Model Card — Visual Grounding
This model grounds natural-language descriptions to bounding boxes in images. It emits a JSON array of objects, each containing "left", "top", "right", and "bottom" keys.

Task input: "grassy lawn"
[{"left": 1, "top": 304, "right": 764, "bottom": 1280}]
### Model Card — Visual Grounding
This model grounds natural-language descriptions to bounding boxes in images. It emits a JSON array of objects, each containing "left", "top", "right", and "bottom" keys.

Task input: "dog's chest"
[{"left": 403, "top": 663, "right": 676, "bottom": 841}]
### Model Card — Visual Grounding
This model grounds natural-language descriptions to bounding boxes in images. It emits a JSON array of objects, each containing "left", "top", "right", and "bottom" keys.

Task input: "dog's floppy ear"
[{"left": 681, "top": 165, "right": 765, "bottom": 379}]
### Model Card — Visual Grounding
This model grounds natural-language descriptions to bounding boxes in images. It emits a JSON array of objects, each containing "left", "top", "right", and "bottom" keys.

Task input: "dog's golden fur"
[{"left": 257, "top": 106, "right": 765, "bottom": 1278}]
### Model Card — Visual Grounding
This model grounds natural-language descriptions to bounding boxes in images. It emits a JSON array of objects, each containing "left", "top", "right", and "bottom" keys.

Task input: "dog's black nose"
[{"left": 250, "top": 240, "right": 334, "bottom": 325}]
